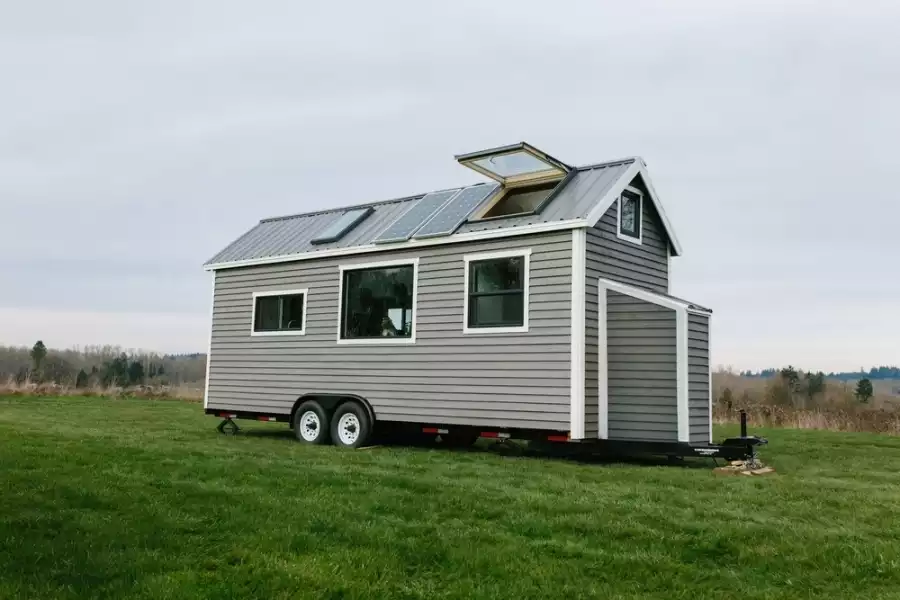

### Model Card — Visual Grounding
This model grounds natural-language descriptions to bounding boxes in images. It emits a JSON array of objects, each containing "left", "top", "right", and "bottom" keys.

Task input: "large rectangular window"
[
  {"left": 251, "top": 289, "right": 307, "bottom": 335},
  {"left": 464, "top": 250, "right": 530, "bottom": 333},
  {"left": 339, "top": 260, "right": 417, "bottom": 342}
]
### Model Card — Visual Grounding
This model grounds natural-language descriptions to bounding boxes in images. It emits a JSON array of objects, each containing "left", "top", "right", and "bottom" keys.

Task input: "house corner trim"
[
  {"left": 569, "top": 228, "right": 587, "bottom": 439},
  {"left": 676, "top": 310, "right": 690, "bottom": 442}
]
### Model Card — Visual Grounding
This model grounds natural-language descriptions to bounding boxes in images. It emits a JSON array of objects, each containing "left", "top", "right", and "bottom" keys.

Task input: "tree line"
[
  {"left": 740, "top": 366, "right": 900, "bottom": 381},
  {"left": 1, "top": 342, "right": 206, "bottom": 388}
]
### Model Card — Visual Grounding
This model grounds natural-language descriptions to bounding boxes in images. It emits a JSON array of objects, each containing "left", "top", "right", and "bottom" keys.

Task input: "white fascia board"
[
  {"left": 584, "top": 161, "right": 642, "bottom": 227},
  {"left": 569, "top": 229, "right": 586, "bottom": 440},
  {"left": 597, "top": 278, "right": 690, "bottom": 312},
  {"left": 584, "top": 159, "right": 683, "bottom": 257},
  {"left": 205, "top": 219, "right": 587, "bottom": 271}
]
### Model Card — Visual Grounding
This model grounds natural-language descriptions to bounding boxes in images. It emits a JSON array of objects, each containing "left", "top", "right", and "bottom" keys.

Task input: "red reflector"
[
  {"left": 422, "top": 427, "right": 439, "bottom": 434},
  {"left": 219, "top": 412, "right": 236, "bottom": 418},
  {"left": 547, "top": 435, "right": 569, "bottom": 442},
  {"left": 481, "top": 432, "right": 499, "bottom": 438}
]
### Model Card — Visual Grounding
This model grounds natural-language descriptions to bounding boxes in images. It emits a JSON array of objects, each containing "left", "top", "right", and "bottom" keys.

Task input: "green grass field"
[{"left": 2, "top": 396, "right": 900, "bottom": 599}]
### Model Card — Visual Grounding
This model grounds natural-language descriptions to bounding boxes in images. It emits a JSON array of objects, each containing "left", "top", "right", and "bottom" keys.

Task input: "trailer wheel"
[
  {"left": 331, "top": 402, "right": 372, "bottom": 449},
  {"left": 294, "top": 400, "right": 330, "bottom": 445}
]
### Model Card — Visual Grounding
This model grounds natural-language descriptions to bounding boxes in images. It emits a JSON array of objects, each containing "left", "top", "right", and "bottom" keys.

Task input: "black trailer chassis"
[{"left": 208, "top": 408, "right": 766, "bottom": 462}]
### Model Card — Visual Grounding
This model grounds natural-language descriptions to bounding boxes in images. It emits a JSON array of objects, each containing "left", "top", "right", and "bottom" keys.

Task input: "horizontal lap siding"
[
  {"left": 585, "top": 175, "right": 671, "bottom": 438},
  {"left": 606, "top": 291, "right": 678, "bottom": 441},
  {"left": 208, "top": 231, "right": 573, "bottom": 431},
  {"left": 688, "top": 313, "right": 711, "bottom": 443}
]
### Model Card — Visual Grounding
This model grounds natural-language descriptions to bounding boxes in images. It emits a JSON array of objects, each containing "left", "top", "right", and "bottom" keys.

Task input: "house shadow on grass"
[
  {"left": 225, "top": 425, "right": 714, "bottom": 469},
  {"left": 374, "top": 435, "right": 715, "bottom": 470}
]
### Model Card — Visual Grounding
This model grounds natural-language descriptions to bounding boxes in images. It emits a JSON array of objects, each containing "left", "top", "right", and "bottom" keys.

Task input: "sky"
[{"left": 1, "top": 1, "right": 897, "bottom": 371}]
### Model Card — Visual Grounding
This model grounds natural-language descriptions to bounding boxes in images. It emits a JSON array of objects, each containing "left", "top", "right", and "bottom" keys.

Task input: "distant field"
[{"left": 2, "top": 397, "right": 900, "bottom": 599}]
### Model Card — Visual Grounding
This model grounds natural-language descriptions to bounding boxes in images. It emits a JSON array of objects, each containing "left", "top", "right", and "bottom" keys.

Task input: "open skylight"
[{"left": 455, "top": 142, "right": 571, "bottom": 187}]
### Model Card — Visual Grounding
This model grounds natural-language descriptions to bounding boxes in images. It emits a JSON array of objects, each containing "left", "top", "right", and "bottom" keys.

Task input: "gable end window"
[
  {"left": 251, "top": 290, "right": 307, "bottom": 335},
  {"left": 464, "top": 250, "right": 531, "bottom": 333},
  {"left": 617, "top": 187, "right": 643, "bottom": 243},
  {"left": 339, "top": 260, "right": 417, "bottom": 344}
]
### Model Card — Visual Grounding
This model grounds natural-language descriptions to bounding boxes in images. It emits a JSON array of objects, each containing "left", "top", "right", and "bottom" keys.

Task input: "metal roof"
[{"left": 205, "top": 158, "right": 639, "bottom": 268}]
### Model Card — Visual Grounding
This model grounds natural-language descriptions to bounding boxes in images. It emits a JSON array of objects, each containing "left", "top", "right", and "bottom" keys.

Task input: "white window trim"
[
  {"left": 462, "top": 248, "right": 531, "bottom": 335},
  {"left": 616, "top": 185, "right": 643, "bottom": 245},
  {"left": 336, "top": 258, "right": 419, "bottom": 345},
  {"left": 250, "top": 288, "right": 309, "bottom": 336}
]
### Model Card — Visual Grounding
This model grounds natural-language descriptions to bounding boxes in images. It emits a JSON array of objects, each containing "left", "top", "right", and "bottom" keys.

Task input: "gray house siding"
[
  {"left": 688, "top": 313, "right": 712, "bottom": 443},
  {"left": 584, "top": 175, "right": 671, "bottom": 437},
  {"left": 207, "top": 231, "right": 573, "bottom": 431},
  {"left": 605, "top": 291, "right": 679, "bottom": 441}
]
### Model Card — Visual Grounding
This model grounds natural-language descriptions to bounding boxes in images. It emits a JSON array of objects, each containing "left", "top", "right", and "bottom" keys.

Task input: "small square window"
[
  {"left": 618, "top": 189, "right": 642, "bottom": 241},
  {"left": 252, "top": 291, "right": 307, "bottom": 335}
]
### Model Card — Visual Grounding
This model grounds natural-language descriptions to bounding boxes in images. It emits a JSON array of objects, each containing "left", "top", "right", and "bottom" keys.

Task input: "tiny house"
[{"left": 203, "top": 142, "right": 717, "bottom": 454}]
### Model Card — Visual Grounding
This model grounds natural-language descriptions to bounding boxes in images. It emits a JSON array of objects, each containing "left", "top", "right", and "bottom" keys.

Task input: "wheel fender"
[{"left": 291, "top": 393, "right": 375, "bottom": 427}]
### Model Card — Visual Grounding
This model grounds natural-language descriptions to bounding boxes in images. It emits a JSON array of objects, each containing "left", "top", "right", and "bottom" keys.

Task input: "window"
[
  {"left": 456, "top": 142, "right": 570, "bottom": 186},
  {"left": 251, "top": 290, "right": 307, "bottom": 335},
  {"left": 618, "top": 187, "right": 642, "bottom": 242},
  {"left": 478, "top": 180, "right": 559, "bottom": 219},
  {"left": 464, "top": 250, "right": 530, "bottom": 333},
  {"left": 311, "top": 207, "right": 374, "bottom": 245},
  {"left": 339, "top": 260, "right": 417, "bottom": 343}
]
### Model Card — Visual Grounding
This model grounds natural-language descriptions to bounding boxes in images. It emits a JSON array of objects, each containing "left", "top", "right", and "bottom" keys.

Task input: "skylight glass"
[
  {"left": 310, "top": 207, "right": 374, "bottom": 245},
  {"left": 471, "top": 151, "right": 560, "bottom": 179},
  {"left": 456, "top": 142, "right": 570, "bottom": 186}
]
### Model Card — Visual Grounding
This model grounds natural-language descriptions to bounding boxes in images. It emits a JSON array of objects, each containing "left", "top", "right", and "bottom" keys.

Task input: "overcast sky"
[{"left": 1, "top": 1, "right": 897, "bottom": 371}]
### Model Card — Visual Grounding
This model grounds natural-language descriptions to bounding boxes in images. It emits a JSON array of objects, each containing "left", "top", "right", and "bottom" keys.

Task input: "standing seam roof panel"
[{"left": 205, "top": 159, "right": 637, "bottom": 266}]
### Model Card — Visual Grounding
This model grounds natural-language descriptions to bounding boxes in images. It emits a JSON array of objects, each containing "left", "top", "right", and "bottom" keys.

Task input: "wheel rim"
[
  {"left": 299, "top": 411, "right": 320, "bottom": 442},
  {"left": 337, "top": 413, "right": 360, "bottom": 446}
]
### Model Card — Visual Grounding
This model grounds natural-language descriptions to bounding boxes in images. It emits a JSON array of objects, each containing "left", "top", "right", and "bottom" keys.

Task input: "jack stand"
[{"left": 217, "top": 418, "right": 240, "bottom": 435}]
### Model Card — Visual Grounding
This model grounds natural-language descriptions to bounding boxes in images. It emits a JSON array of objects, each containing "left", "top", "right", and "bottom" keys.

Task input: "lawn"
[{"left": 1, "top": 397, "right": 900, "bottom": 599}]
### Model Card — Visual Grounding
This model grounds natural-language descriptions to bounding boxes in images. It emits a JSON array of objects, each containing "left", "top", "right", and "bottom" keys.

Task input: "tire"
[
  {"left": 293, "top": 400, "right": 330, "bottom": 445},
  {"left": 330, "top": 402, "right": 372, "bottom": 449}
]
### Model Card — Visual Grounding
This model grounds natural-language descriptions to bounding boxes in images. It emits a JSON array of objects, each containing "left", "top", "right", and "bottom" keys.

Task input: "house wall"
[
  {"left": 584, "top": 175, "right": 671, "bottom": 437},
  {"left": 605, "top": 290, "right": 679, "bottom": 441},
  {"left": 207, "top": 231, "right": 573, "bottom": 431},
  {"left": 687, "top": 313, "right": 712, "bottom": 443}
]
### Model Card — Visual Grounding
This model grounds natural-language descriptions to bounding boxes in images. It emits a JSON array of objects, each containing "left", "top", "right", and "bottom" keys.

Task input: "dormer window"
[
  {"left": 617, "top": 186, "right": 642, "bottom": 243},
  {"left": 456, "top": 142, "right": 572, "bottom": 221}
]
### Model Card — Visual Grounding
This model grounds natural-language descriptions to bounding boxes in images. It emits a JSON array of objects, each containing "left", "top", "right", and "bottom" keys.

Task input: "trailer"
[{"left": 203, "top": 142, "right": 764, "bottom": 460}]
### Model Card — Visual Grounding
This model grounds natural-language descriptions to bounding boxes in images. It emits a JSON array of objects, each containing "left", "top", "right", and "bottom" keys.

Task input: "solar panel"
[
  {"left": 412, "top": 184, "right": 498, "bottom": 239},
  {"left": 310, "top": 207, "right": 374, "bottom": 245},
  {"left": 373, "top": 189, "right": 460, "bottom": 244}
]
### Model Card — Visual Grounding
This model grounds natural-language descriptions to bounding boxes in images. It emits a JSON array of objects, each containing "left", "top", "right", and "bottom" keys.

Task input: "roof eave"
[
  {"left": 203, "top": 218, "right": 589, "bottom": 271},
  {"left": 583, "top": 158, "right": 683, "bottom": 257}
]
